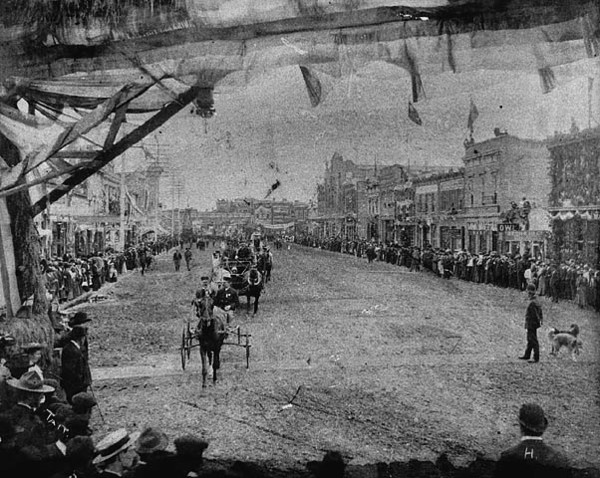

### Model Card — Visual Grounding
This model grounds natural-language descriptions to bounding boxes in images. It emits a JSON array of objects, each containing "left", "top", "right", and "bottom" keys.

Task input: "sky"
[{"left": 134, "top": 58, "right": 596, "bottom": 211}]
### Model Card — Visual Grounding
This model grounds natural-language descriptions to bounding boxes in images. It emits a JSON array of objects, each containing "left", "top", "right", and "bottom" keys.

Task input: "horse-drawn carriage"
[{"left": 180, "top": 292, "right": 251, "bottom": 387}]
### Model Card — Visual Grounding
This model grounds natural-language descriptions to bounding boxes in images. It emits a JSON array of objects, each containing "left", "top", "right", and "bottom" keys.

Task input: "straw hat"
[{"left": 93, "top": 429, "right": 140, "bottom": 465}]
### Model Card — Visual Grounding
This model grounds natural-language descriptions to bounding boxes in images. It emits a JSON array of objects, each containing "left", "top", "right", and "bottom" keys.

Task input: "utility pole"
[{"left": 119, "top": 152, "right": 126, "bottom": 252}]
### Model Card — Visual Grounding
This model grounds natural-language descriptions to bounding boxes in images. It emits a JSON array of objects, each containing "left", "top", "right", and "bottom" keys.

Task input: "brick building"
[
  {"left": 461, "top": 133, "right": 551, "bottom": 257},
  {"left": 547, "top": 125, "right": 600, "bottom": 266}
]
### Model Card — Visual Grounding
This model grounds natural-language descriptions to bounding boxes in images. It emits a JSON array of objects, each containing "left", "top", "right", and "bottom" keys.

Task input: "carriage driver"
[{"left": 213, "top": 272, "right": 240, "bottom": 324}]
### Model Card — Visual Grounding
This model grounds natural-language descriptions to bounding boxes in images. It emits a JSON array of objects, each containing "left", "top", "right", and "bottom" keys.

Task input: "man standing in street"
[
  {"left": 519, "top": 283, "right": 543, "bottom": 363},
  {"left": 495, "top": 403, "right": 571, "bottom": 478},
  {"left": 173, "top": 249, "right": 182, "bottom": 272},
  {"left": 184, "top": 247, "right": 193, "bottom": 271},
  {"left": 61, "top": 326, "right": 92, "bottom": 403}
]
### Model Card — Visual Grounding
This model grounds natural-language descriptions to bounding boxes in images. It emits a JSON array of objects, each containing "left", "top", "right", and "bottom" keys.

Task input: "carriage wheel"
[{"left": 180, "top": 329, "right": 188, "bottom": 370}]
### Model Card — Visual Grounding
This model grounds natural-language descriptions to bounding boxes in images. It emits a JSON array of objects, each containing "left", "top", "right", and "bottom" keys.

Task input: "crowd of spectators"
[
  {"left": 41, "top": 239, "right": 176, "bottom": 311},
  {"left": 296, "top": 236, "right": 600, "bottom": 312}
]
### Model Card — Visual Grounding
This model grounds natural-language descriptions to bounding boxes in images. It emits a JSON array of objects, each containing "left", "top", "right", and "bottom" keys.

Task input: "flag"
[
  {"left": 299, "top": 66, "right": 323, "bottom": 107},
  {"left": 467, "top": 99, "right": 479, "bottom": 132},
  {"left": 408, "top": 102, "right": 422, "bottom": 125}
]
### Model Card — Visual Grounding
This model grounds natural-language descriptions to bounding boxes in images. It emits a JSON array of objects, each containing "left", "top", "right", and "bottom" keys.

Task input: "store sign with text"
[{"left": 497, "top": 223, "right": 520, "bottom": 232}]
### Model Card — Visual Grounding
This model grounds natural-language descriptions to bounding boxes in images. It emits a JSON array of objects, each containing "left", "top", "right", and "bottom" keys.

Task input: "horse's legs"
[
  {"left": 200, "top": 348, "right": 207, "bottom": 388},
  {"left": 213, "top": 349, "right": 220, "bottom": 384}
]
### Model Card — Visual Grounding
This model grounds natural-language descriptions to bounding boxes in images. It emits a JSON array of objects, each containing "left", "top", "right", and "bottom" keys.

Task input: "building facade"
[
  {"left": 547, "top": 125, "right": 600, "bottom": 266},
  {"left": 461, "top": 133, "right": 551, "bottom": 258}
]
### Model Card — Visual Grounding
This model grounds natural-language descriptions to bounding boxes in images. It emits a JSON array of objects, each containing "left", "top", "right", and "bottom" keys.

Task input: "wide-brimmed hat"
[
  {"left": 93, "top": 429, "right": 140, "bottom": 465},
  {"left": 518, "top": 403, "right": 548, "bottom": 434},
  {"left": 21, "top": 342, "right": 45, "bottom": 352},
  {"left": 7, "top": 371, "right": 55, "bottom": 393},
  {"left": 135, "top": 427, "right": 169, "bottom": 454},
  {"left": 69, "top": 312, "right": 91, "bottom": 327}
]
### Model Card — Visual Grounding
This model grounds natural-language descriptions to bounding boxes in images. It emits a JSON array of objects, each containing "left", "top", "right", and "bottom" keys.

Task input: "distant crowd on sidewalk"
[
  {"left": 40, "top": 239, "right": 178, "bottom": 310},
  {"left": 296, "top": 236, "right": 600, "bottom": 312}
]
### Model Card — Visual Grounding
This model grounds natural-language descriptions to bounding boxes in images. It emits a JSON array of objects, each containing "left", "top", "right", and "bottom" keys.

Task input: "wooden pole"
[
  {"left": 31, "top": 85, "right": 201, "bottom": 217},
  {"left": 0, "top": 196, "right": 21, "bottom": 317}
]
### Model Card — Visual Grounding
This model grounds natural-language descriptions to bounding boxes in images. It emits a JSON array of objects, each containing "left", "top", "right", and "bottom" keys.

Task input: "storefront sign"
[
  {"left": 497, "top": 223, "right": 519, "bottom": 232},
  {"left": 505, "top": 231, "right": 548, "bottom": 241}
]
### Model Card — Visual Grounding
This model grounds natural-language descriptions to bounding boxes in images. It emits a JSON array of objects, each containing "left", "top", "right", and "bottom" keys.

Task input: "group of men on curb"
[{"left": 298, "top": 236, "right": 600, "bottom": 312}]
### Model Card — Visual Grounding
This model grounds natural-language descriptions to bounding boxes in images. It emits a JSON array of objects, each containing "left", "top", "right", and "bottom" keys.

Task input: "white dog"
[{"left": 548, "top": 324, "right": 582, "bottom": 361}]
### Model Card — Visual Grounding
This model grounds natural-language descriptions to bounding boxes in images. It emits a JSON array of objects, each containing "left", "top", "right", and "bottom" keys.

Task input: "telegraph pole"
[{"left": 119, "top": 152, "right": 126, "bottom": 252}]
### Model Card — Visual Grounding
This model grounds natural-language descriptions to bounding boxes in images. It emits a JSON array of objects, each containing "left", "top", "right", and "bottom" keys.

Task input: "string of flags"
[{"left": 408, "top": 102, "right": 422, "bottom": 125}]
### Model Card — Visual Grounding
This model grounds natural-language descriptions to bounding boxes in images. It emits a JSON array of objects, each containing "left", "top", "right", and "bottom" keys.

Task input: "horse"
[
  {"left": 194, "top": 293, "right": 228, "bottom": 388},
  {"left": 238, "top": 268, "right": 264, "bottom": 315},
  {"left": 257, "top": 252, "right": 272, "bottom": 284}
]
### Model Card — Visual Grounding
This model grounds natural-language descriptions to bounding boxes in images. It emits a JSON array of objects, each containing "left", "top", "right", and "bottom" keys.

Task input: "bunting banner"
[
  {"left": 299, "top": 65, "right": 323, "bottom": 107},
  {"left": 467, "top": 99, "right": 479, "bottom": 132},
  {"left": 408, "top": 102, "right": 422, "bottom": 125}
]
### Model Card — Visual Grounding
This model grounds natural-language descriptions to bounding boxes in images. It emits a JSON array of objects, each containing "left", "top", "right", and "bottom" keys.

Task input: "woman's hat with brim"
[
  {"left": 21, "top": 342, "right": 45, "bottom": 352},
  {"left": 135, "top": 427, "right": 169, "bottom": 455},
  {"left": 93, "top": 428, "right": 140, "bottom": 465},
  {"left": 518, "top": 403, "right": 548, "bottom": 434},
  {"left": 7, "top": 371, "right": 55, "bottom": 393}
]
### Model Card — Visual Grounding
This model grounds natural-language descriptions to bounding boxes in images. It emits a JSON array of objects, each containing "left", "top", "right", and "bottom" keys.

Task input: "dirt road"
[{"left": 78, "top": 245, "right": 600, "bottom": 470}]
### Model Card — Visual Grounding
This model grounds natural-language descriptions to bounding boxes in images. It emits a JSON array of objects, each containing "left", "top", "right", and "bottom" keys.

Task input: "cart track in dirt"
[{"left": 82, "top": 244, "right": 600, "bottom": 469}]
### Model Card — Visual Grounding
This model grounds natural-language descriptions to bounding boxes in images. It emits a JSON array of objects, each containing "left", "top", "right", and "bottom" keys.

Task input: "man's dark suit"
[
  {"left": 495, "top": 439, "right": 571, "bottom": 478},
  {"left": 61, "top": 341, "right": 91, "bottom": 402}
]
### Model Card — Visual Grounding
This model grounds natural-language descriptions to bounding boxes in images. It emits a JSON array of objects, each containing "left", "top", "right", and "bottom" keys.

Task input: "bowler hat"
[
  {"left": 7, "top": 371, "right": 55, "bottom": 393},
  {"left": 71, "top": 392, "right": 97, "bottom": 412},
  {"left": 200, "top": 276, "right": 210, "bottom": 281},
  {"left": 69, "top": 312, "right": 91, "bottom": 327},
  {"left": 526, "top": 283, "right": 537, "bottom": 294},
  {"left": 518, "top": 403, "right": 548, "bottom": 433},
  {"left": 135, "top": 427, "right": 169, "bottom": 454},
  {"left": 93, "top": 428, "right": 140, "bottom": 465},
  {"left": 174, "top": 434, "right": 208, "bottom": 457}
]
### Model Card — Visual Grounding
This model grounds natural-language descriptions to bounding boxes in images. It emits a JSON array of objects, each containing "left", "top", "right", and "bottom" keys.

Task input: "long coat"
[{"left": 61, "top": 342, "right": 91, "bottom": 397}]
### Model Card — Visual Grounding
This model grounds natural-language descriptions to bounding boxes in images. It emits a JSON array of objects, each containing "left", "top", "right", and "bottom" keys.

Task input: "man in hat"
[
  {"left": 0, "top": 371, "right": 66, "bottom": 465},
  {"left": 20, "top": 342, "right": 46, "bottom": 380},
  {"left": 132, "top": 427, "right": 174, "bottom": 478},
  {"left": 495, "top": 403, "right": 570, "bottom": 478},
  {"left": 213, "top": 274, "right": 239, "bottom": 324},
  {"left": 184, "top": 247, "right": 193, "bottom": 271},
  {"left": 172, "top": 435, "right": 209, "bottom": 478},
  {"left": 307, "top": 450, "right": 346, "bottom": 478},
  {"left": 55, "top": 312, "right": 91, "bottom": 358},
  {"left": 519, "top": 284, "right": 543, "bottom": 363},
  {"left": 93, "top": 428, "right": 140, "bottom": 477},
  {"left": 61, "top": 326, "right": 92, "bottom": 403},
  {"left": 173, "top": 249, "right": 183, "bottom": 272}
]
